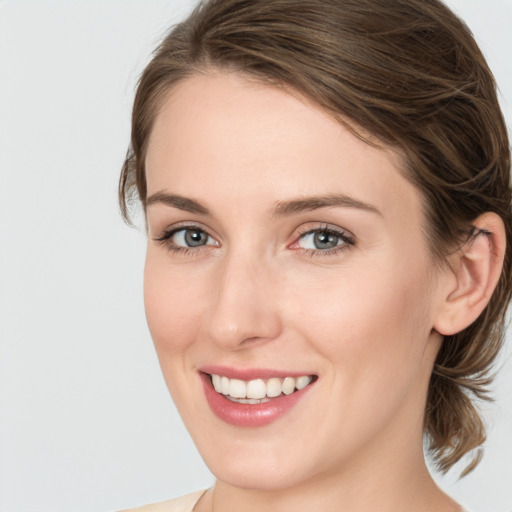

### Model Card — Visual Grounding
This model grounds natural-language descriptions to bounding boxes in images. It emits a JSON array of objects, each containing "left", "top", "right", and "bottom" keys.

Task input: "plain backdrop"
[{"left": 0, "top": 1, "right": 511, "bottom": 511}]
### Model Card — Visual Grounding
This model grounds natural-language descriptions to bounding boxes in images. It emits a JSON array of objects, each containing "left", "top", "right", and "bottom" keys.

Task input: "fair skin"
[{"left": 143, "top": 72, "right": 504, "bottom": 512}]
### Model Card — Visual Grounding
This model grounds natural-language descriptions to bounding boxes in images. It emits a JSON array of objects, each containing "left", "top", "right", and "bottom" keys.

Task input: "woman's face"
[{"left": 144, "top": 72, "right": 448, "bottom": 490}]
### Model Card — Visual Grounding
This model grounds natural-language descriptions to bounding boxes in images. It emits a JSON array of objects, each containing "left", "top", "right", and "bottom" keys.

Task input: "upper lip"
[{"left": 199, "top": 365, "right": 317, "bottom": 381}]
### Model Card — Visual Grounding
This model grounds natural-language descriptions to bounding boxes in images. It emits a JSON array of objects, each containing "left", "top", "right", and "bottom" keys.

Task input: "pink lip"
[
  {"left": 199, "top": 370, "right": 316, "bottom": 428},
  {"left": 199, "top": 365, "right": 313, "bottom": 380}
]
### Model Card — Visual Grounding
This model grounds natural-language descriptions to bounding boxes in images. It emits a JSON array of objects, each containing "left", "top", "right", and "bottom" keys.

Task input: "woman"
[{"left": 119, "top": 0, "right": 511, "bottom": 511}]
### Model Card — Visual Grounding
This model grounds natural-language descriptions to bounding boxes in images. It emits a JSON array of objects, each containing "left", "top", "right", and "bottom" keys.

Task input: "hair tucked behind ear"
[
  {"left": 120, "top": 0, "right": 512, "bottom": 474},
  {"left": 427, "top": 371, "right": 485, "bottom": 475},
  {"left": 427, "top": 292, "right": 508, "bottom": 474}
]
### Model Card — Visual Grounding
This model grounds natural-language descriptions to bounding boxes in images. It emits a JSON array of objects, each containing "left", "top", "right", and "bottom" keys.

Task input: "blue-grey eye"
[
  {"left": 172, "top": 228, "right": 214, "bottom": 247},
  {"left": 299, "top": 230, "right": 345, "bottom": 250}
]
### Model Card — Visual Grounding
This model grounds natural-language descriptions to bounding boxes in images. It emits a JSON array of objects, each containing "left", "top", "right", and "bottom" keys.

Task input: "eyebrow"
[
  {"left": 145, "top": 191, "right": 381, "bottom": 217},
  {"left": 272, "top": 194, "right": 382, "bottom": 217},
  {"left": 145, "top": 192, "right": 210, "bottom": 215}
]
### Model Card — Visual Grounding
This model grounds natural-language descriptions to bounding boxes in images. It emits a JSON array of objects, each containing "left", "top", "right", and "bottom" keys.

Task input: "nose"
[{"left": 205, "top": 252, "right": 282, "bottom": 350}]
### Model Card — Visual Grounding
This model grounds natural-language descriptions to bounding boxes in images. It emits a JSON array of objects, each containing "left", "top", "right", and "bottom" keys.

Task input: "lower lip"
[{"left": 200, "top": 373, "right": 315, "bottom": 427}]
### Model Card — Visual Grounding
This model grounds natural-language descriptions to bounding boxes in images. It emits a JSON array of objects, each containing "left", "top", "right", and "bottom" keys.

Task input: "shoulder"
[{"left": 119, "top": 490, "right": 207, "bottom": 512}]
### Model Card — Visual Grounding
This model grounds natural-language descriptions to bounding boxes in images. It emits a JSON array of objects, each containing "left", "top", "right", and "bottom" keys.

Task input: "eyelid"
[{"left": 152, "top": 220, "right": 217, "bottom": 241}]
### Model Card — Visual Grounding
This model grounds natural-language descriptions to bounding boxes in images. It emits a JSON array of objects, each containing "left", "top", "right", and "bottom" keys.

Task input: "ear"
[{"left": 434, "top": 212, "right": 506, "bottom": 336}]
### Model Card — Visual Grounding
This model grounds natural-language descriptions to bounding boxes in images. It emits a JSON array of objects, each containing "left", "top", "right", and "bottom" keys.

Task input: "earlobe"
[{"left": 434, "top": 212, "right": 506, "bottom": 336}]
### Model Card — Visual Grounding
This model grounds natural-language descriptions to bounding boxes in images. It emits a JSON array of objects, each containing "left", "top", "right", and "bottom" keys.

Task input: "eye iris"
[
  {"left": 313, "top": 231, "right": 339, "bottom": 249},
  {"left": 184, "top": 229, "right": 208, "bottom": 247}
]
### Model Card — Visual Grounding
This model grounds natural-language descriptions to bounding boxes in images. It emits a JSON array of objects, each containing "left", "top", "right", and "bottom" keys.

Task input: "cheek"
[
  {"left": 143, "top": 252, "right": 210, "bottom": 422},
  {"left": 287, "top": 257, "right": 435, "bottom": 382},
  {"left": 143, "top": 252, "right": 205, "bottom": 355},
  {"left": 280, "top": 259, "right": 437, "bottom": 458}
]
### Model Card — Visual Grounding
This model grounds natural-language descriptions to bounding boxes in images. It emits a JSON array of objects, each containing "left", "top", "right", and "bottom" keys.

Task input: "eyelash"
[{"left": 153, "top": 224, "right": 356, "bottom": 257}]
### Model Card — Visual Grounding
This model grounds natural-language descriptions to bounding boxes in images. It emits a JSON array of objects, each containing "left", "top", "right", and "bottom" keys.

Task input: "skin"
[{"left": 143, "top": 72, "right": 465, "bottom": 512}]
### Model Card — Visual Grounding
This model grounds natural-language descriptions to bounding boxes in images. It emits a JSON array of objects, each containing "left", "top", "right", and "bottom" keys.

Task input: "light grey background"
[{"left": 0, "top": 1, "right": 511, "bottom": 511}]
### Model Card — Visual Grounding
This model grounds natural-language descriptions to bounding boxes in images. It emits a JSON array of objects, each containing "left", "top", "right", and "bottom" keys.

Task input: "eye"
[
  {"left": 299, "top": 230, "right": 344, "bottom": 250},
  {"left": 154, "top": 226, "right": 218, "bottom": 253},
  {"left": 291, "top": 225, "right": 355, "bottom": 254},
  {"left": 172, "top": 228, "right": 213, "bottom": 248}
]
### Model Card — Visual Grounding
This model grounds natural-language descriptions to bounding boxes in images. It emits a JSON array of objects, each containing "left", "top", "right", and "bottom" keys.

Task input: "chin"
[
  {"left": 188, "top": 424, "right": 312, "bottom": 491},
  {"left": 208, "top": 454, "right": 307, "bottom": 491}
]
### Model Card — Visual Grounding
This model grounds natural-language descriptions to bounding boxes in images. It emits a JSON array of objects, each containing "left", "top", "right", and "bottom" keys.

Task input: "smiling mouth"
[{"left": 207, "top": 373, "right": 318, "bottom": 404}]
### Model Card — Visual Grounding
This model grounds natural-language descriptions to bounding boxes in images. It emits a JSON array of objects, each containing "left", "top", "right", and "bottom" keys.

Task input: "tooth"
[
  {"left": 247, "top": 379, "right": 266, "bottom": 399},
  {"left": 266, "top": 378, "right": 282, "bottom": 397},
  {"left": 212, "top": 374, "right": 222, "bottom": 392},
  {"left": 282, "top": 377, "right": 296, "bottom": 395},
  {"left": 221, "top": 376, "right": 230, "bottom": 395},
  {"left": 296, "top": 376, "right": 312, "bottom": 390},
  {"left": 229, "top": 378, "right": 247, "bottom": 398},
  {"left": 214, "top": 374, "right": 313, "bottom": 399}
]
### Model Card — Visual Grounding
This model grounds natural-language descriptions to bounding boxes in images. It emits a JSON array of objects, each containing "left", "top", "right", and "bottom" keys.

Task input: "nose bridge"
[{"left": 206, "top": 248, "right": 281, "bottom": 349}]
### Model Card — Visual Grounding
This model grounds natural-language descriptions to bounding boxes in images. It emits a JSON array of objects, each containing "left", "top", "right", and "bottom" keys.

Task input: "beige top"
[{"left": 119, "top": 490, "right": 206, "bottom": 512}]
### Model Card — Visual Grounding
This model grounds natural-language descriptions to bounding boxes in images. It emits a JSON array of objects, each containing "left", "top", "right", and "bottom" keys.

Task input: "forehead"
[{"left": 145, "top": 72, "right": 423, "bottom": 225}]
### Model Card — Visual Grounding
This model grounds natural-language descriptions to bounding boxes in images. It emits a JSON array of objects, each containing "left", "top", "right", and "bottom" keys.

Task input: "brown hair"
[{"left": 120, "top": 0, "right": 512, "bottom": 474}]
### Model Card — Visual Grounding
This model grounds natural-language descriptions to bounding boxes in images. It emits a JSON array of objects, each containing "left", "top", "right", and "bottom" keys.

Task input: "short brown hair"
[{"left": 120, "top": 0, "right": 512, "bottom": 474}]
